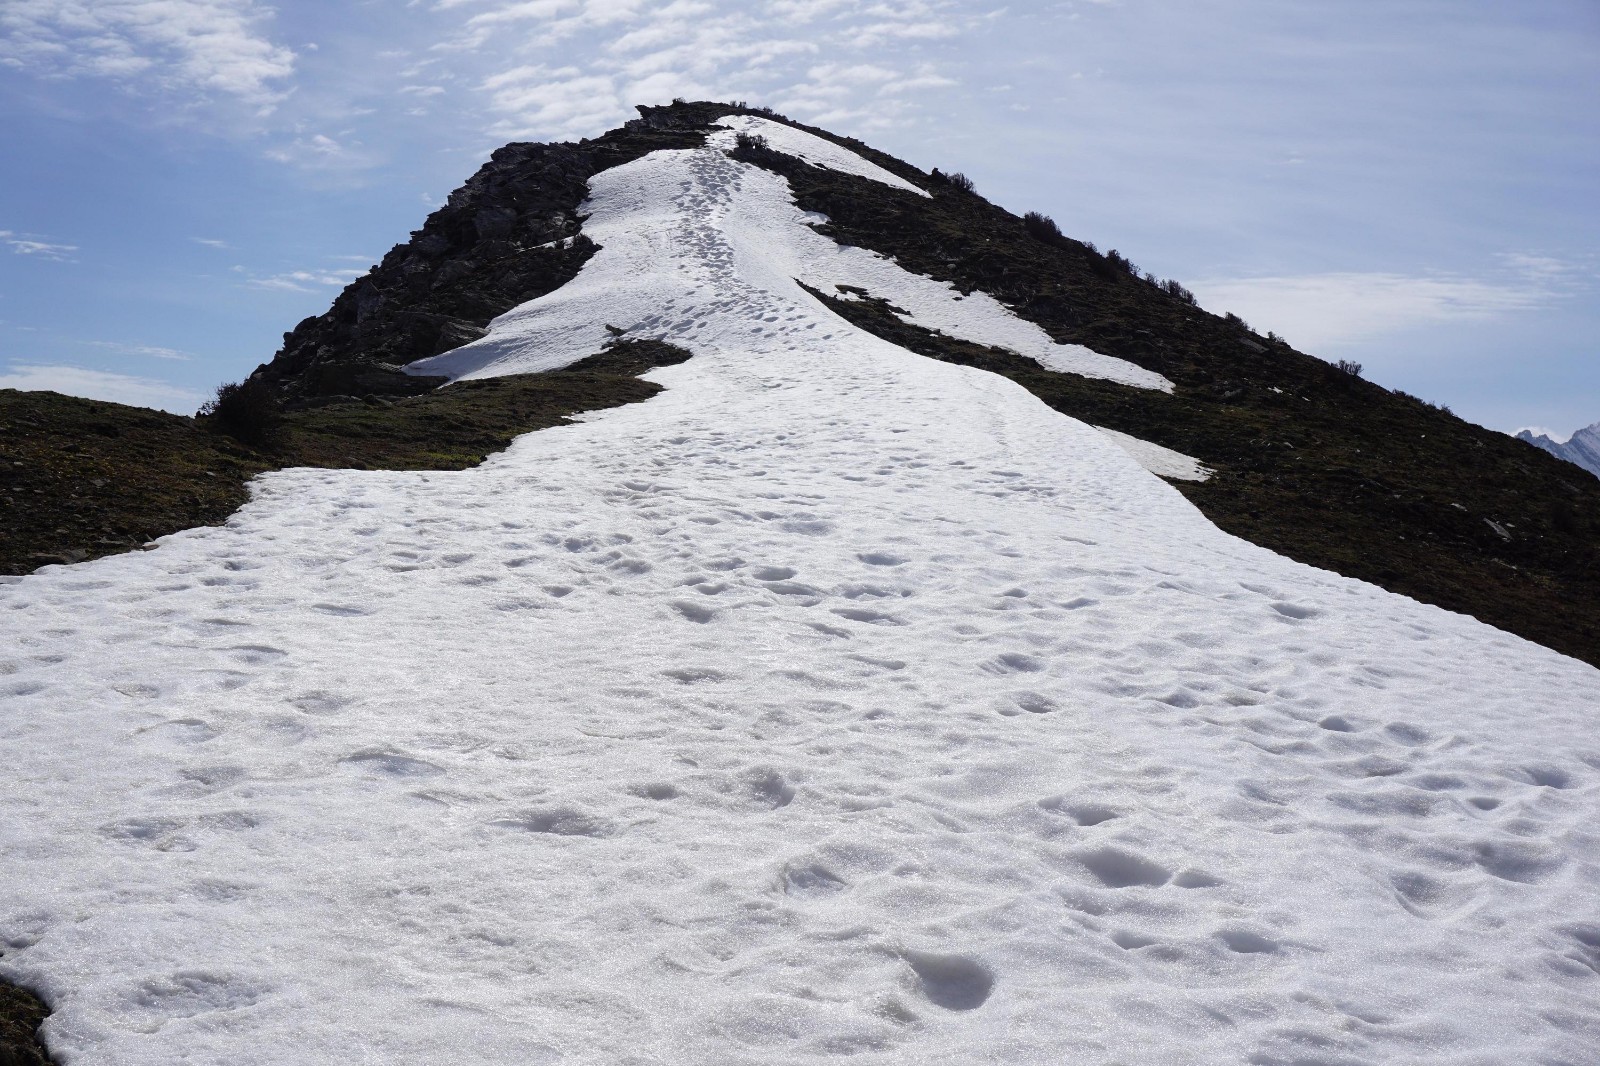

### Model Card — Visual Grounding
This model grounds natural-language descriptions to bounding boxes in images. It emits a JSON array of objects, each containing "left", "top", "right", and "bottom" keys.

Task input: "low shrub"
[
  {"left": 1160, "top": 278, "right": 1197, "bottom": 304},
  {"left": 938, "top": 170, "right": 976, "bottom": 193},
  {"left": 1023, "top": 211, "right": 1063, "bottom": 243},
  {"left": 198, "top": 377, "right": 284, "bottom": 447}
]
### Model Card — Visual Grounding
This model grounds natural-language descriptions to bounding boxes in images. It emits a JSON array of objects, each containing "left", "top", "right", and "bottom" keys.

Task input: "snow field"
[{"left": 2, "top": 128, "right": 1599, "bottom": 1065}]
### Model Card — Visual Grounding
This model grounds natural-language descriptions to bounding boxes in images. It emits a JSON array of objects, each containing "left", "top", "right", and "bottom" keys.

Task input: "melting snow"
[
  {"left": 714, "top": 114, "right": 931, "bottom": 197},
  {"left": 3, "top": 134, "right": 1599, "bottom": 1066},
  {"left": 1095, "top": 427, "right": 1212, "bottom": 482}
]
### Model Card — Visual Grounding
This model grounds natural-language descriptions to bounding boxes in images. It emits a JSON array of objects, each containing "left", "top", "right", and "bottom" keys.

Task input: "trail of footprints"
[{"left": 4, "top": 127, "right": 1599, "bottom": 1062}]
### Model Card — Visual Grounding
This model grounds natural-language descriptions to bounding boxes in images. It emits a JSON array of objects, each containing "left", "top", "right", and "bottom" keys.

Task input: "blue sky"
[{"left": 1, "top": 0, "right": 1594, "bottom": 436}]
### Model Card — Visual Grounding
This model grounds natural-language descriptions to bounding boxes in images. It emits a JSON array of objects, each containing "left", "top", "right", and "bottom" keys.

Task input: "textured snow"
[
  {"left": 1095, "top": 427, "right": 1212, "bottom": 482},
  {"left": 4, "top": 137, "right": 1600, "bottom": 1066},
  {"left": 411, "top": 126, "right": 1171, "bottom": 395}
]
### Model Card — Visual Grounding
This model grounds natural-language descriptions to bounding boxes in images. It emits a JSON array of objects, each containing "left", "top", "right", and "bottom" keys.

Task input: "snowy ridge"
[
  {"left": 2, "top": 134, "right": 1600, "bottom": 1065},
  {"left": 1517, "top": 422, "right": 1600, "bottom": 480},
  {"left": 411, "top": 125, "right": 1172, "bottom": 394}
]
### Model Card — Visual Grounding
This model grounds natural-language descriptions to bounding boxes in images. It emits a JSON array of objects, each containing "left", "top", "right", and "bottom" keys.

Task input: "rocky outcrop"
[{"left": 254, "top": 102, "right": 747, "bottom": 402}]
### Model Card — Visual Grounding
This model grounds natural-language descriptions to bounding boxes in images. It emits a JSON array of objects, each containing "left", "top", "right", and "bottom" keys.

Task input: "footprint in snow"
[
  {"left": 341, "top": 752, "right": 444, "bottom": 778},
  {"left": 782, "top": 863, "right": 846, "bottom": 897},
  {"left": 492, "top": 807, "right": 614, "bottom": 838},
  {"left": 1039, "top": 798, "right": 1118, "bottom": 825},
  {"left": 982, "top": 652, "right": 1045, "bottom": 675},
  {"left": 1075, "top": 846, "right": 1172, "bottom": 888},
  {"left": 901, "top": 950, "right": 994, "bottom": 1011}
]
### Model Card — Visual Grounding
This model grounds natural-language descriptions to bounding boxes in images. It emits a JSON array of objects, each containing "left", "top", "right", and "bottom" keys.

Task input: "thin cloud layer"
[
  {"left": 242, "top": 266, "right": 369, "bottom": 292},
  {"left": 450, "top": 0, "right": 976, "bottom": 139},
  {"left": 1, "top": 230, "right": 78, "bottom": 260},
  {"left": 1192, "top": 270, "right": 1563, "bottom": 352},
  {"left": 0, "top": 363, "right": 205, "bottom": 413},
  {"left": 0, "top": 0, "right": 296, "bottom": 104}
]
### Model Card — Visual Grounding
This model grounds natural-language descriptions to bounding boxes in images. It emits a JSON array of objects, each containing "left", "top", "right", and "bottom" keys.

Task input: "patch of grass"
[
  {"left": 1, "top": 339, "right": 691, "bottom": 576},
  {"left": 0, "top": 974, "right": 52, "bottom": 1065}
]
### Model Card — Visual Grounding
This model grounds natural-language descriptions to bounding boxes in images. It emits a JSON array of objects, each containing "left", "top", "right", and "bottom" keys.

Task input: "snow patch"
[
  {"left": 1095, "top": 426, "right": 1213, "bottom": 481},
  {"left": 714, "top": 114, "right": 930, "bottom": 197}
]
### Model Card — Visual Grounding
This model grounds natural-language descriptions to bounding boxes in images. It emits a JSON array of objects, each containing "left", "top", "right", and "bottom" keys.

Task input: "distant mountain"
[{"left": 1517, "top": 422, "right": 1600, "bottom": 479}]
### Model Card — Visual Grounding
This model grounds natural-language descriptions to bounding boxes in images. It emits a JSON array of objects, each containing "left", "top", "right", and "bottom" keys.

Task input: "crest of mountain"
[
  {"left": 1517, "top": 423, "right": 1600, "bottom": 480},
  {"left": 3, "top": 99, "right": 1600, "bottom": 1066}
]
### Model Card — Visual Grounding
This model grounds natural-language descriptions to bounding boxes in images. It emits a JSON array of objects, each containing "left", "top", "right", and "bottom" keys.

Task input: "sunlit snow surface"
[
  {"left": 4, "top": 136, "right": 1600, "bottom": 1066},
  {"left": 1095, "top": 427, "right": 1212, "bottom": 482},
  {"left": 713, "top": 115, "right": 932, "bottom": 197}
]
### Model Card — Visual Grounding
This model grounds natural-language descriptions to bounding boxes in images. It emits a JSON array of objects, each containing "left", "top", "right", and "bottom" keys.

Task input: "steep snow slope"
[
  {"left": 714, "top": 114, "right": 932, "bottom": 197},
  {"left": 3, "top": 132, "right": 1600, "bottom": 1066},
  {"left": 1518, "top": 422, "right": 1600, "bottom": 480},
  {"left": 411, "top": 123, "right": 1172, "bottom": 394}
]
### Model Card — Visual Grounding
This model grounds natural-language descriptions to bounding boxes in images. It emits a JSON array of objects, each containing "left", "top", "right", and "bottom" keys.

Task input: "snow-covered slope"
[
  {"left": 3, "top": 128, "right": 1600, "bottom": 1066},
  {"left": 1518, "top": 422, "right": 1600, "bottom": 479},
  {"left": 410, "top": 123, "right": 1172, "bottom": 394}
]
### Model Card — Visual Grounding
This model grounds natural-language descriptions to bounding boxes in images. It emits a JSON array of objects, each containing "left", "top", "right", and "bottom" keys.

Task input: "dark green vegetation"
[
  {"left": 0, "top": 340, "right": 689, "bottom": 576},
  {"left": 0, "top": 974, "right": 51, "bottom": 1066}
]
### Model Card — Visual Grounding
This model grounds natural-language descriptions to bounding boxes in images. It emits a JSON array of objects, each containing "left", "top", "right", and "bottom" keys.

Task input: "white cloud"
[
  {"left": 262, "top": 131, "right": 380, "bottom": 171},
  {"left": 440, "top": 0, "right": 974, "bottom": 140},
  {"left": 479, "top": 65, "right": 623, "bottom": 137},
  {"left": 1, "top": 230, "right": 77, "bottom": 260},
  {"left": 191, "top": 237, "right": 230, "bottom": 248},
  {"left": 1191, "top": 271, "right": 1555, "bottom": 351},
  {"left": 0, "top": 0, "right": 296, "bottom": 105},
  {"left": 0, "top": 363, "right": 205, "bottom": 414},
  {"left": 244, "top": 267, "right": 368, "bottom": 292},
  {"left": 88, "top": 341, "right": 191, "bottom": 361}
]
